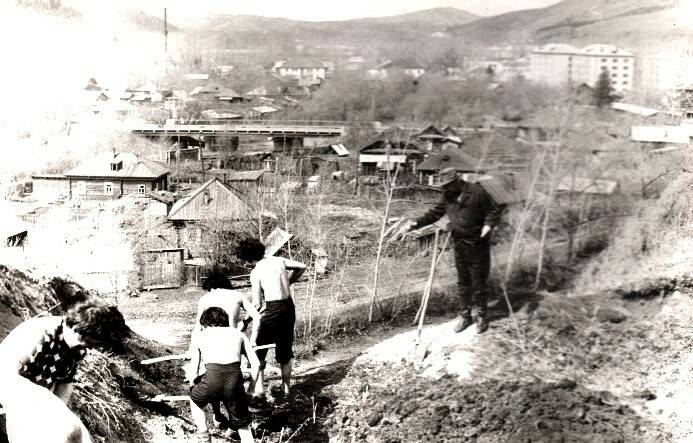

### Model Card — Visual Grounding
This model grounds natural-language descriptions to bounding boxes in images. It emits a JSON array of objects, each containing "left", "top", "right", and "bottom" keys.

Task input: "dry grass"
[
  {"left": 577, "top": 165, "right": 693, "bottom": 290},
  {"left": 72, "top": 351, "right": 142, "bottom": 442}
]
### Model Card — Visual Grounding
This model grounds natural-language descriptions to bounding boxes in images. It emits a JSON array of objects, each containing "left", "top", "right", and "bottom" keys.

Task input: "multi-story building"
[
  {"left": 273, "top": 58, "right": 328, "bottom": 82},
  {"left": 641, "top": 49, "right": 693, "bottom": 90},
  {"left": 529, "top": 44, "right": 635, "bottom": 92}
]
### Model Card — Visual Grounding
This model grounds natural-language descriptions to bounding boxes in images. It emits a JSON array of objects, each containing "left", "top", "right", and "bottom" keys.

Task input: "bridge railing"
[{"left": 157, "top": 119, "right": 349, "bottom": 127}]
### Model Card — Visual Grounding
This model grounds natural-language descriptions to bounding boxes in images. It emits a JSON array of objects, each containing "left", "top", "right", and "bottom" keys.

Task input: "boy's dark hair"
[
  {"left": 237, "top": 238, "right": 266, "bottom": 262},
  {"left": 199, "top": 307, "right": 230, "bottom": 328},
  {"left": 202, "top": 269, "right": 233, "bottom": 291},
  {"left": 65, "top": 298, "right": 129, "bottom": 348}
]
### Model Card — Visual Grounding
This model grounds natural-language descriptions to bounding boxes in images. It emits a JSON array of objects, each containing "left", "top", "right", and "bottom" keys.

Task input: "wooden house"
[
  {"left": 359, "top": 125, "right": 424, "bottom": 178},
  {"left": 417, "top": 124, "right": 448, "bottom": 152},
  {"left": 64, "top": 152, "right": 169, "bottom": 200},
  {"left": 168, "top": 177, "right": 249, "bottom": 222},
  {"left": 416, "top": 149, "right": 481, "bottom": 186},
  {"left": 167, "top": 178, "right": 250, "bottom": 258}
]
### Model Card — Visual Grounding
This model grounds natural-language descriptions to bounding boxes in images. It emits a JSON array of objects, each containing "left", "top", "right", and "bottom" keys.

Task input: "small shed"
[
  {"left": 139, "top": 248, "right": 185, "bottom": 290},
  {"left": 306, "top": 175, "right": 320, "bottom": 194}
]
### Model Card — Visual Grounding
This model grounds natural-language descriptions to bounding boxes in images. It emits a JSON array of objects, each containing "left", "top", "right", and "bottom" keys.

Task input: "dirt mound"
[
  {"left": 0, "top": 265, "right": 188, "bottom": 442},
  {"left": 324, "top": 362, "right": 667, "bottom": 443}
]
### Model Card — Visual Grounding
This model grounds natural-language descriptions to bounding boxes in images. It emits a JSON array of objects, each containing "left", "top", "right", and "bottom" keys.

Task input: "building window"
[
  {"left": 601, "top": 58, "right": 607, "bottom": 62},
  {"left": 137, "top": 184, "right": 146, "bottom": 196},
  {"left": 104, "top": 182, "right": 113, "bottom": 195},
  {"left": 623, "top": 73, "right": 628, "bottom": 77},
  {"left": 612, "top": 73, "right": 617, "bottom": 77},
  {"left": 613, "top": 58, "right": 618, "bottom": 62}
]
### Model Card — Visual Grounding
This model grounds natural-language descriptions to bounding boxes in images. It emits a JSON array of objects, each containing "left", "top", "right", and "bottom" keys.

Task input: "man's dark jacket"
[{"left": 414, "top": 179, "right": 503, "bottom": 239}]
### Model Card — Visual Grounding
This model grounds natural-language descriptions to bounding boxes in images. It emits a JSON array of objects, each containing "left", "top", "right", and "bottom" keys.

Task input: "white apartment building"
[
  {"left": 274, "top": 58, "right": 328, "bottom": 81},
  {"left": 530, "top": 44, "right": 635, "bottom": 92},
  {"left": 641, "top": 49, "right": 693, "bottom": 90}
]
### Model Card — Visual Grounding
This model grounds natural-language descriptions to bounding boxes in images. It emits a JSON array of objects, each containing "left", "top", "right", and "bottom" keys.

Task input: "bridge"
[{"left": 129, "top": 120, "right": 348, "bottom": 137}]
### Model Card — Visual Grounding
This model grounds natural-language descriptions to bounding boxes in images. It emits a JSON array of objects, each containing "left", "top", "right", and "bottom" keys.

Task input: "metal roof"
[
  {"left": 167, "top": 177, "right": 249, "bottom": 221},
  {"left": 64, "top": 152, "right": 169, "bottom": 179},
  {"left": 416, "top": 149, "right": 480, "bottom": 172},
  {"left": 631, "top": 126, "right": 690, "bottom": 144},
  {"left": 611, "top": 102, "right": 672, "bottom": 117},
  {"left": 330, "top": 143, "right": 350, "bottom": 156},
  {"left": 477, "top": 173, "right": 531, "bottom": 204}
]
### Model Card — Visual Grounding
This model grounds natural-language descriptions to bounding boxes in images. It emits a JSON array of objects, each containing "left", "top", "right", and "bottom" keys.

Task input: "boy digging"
[{"left": 186, "top": 307, "right": 260, "bottom": 443}]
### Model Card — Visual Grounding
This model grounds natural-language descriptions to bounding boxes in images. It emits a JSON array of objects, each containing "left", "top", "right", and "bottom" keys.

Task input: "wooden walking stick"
[
  {"left": 414, "top": 229, "right": 439, "bottom": 343},
  {"left": 413, "top": 230, "right": 451, "bottom": 325}
]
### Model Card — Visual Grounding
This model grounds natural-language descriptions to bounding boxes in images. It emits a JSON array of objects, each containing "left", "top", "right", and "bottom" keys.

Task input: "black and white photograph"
[{"left": 0, "top": 0, "right": 691, "bottom": 441}]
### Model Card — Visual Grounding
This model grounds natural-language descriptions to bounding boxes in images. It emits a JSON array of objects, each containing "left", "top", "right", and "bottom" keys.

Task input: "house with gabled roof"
[
  {"left": 371, "top": 59, "right": 427, "bottom": 78},
  {"left": 167, "top": 177, "right": 251, "bottom": 259},
  {"left": 416, "top": 149, "right": 482, "bottom": 186},
  {"left": 63, "top": 152, "right": 169, "bottom": 200},
  {"left": 417, "top": 124, "right": 456, "bottom": 151},
  {"left": 168, "top": 177, "right": 249, "bottom": 222},
  {"left": 359, "top": 125, "right": 424, "bottom": 177},
  {"left": 190, "top": 84, "right": 245, "bottom": 103}
]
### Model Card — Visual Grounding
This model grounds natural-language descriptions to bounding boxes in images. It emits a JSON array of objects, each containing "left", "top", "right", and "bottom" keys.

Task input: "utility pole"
[{"left": 163, "top": 8, "right": 169, "bottom": 79}]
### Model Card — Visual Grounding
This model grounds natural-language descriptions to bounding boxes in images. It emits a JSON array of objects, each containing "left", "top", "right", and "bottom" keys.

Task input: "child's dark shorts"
[{"left": 255, "top": 298, "right": 295, "bottom": 368}]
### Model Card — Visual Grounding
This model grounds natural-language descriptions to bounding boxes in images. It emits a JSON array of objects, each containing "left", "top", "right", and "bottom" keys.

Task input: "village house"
[
  {"left": 358, "top": 126, "right": 424, "bottom": 178},
  {"left": 60, "top": 152, "right": 169, "bottom": 200},
  {"left": 417, "top": 124, "right": 462, "bottom": 152},
  {"left": 416, "top": 149, "right": 481, "bottom": 186},
  {"left": 124, "top": 83, "right": 163, "bottom": 103},
  {"left": 190, "top": 84, "right": 245, "bottom": 104},
  {"left": 369, "top": 59, "right": 427, "bottom": 79},
  {"left": 167, "top": 177, "right": 250, "bottom": 259}
]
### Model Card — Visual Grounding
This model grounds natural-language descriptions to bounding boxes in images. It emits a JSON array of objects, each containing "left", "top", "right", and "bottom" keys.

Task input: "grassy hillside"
[
  {"left": 445, "top": 0, "right": 687, "bottom": 49},
  {"left": 183, "top": 7, "right": 480, "bottom": 62}
]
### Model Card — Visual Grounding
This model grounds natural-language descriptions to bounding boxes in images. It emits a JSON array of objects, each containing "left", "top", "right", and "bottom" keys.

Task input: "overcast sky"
[{"left": 123, "top": 0, "right": 563, "bottom": 22}]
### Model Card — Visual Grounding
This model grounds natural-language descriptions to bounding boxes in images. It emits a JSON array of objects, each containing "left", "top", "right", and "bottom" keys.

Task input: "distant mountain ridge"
[
  {"left": 444, "top": 0, "right": 687, "bottom": 49},
  {"left": 349, "top": 7, "right": 479, "bottom": 27}
]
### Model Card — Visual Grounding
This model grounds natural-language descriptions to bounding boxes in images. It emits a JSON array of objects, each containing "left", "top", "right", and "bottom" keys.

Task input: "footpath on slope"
[{"left": 313, "top": 282, "right": 693, "bottom": 443}]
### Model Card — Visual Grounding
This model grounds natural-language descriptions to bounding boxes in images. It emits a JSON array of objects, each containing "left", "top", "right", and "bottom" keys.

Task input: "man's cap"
[{"left": 435, "top": 167, "right": 458, "bottom": 187}]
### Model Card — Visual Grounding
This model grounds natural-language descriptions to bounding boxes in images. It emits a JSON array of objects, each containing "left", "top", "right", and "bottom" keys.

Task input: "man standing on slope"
[
  {"left": 401, "top": 167, "right": 505, "bottom": 334},
  {"left": 238, "top": 238, "right": 306, "bottom": 401}
]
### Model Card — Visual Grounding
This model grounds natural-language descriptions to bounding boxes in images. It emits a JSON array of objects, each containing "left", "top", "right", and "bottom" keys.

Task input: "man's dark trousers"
[{"left": 452, "top": 233, "right": 491, "bottom": 320}]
